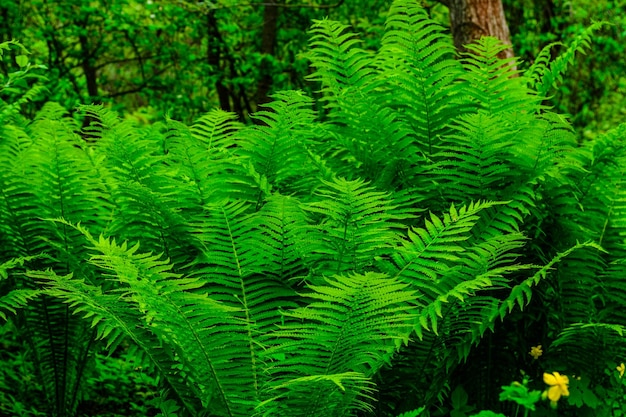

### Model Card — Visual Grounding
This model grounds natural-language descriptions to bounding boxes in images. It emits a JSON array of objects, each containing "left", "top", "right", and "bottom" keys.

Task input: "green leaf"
[{"left": 15, "top": 54, "right": 28, "bottom": 67}]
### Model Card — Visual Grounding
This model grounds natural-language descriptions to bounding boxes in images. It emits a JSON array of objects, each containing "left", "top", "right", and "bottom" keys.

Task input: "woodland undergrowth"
[{"left": 1, "top": 1, "right": 626, "bottom": 416}]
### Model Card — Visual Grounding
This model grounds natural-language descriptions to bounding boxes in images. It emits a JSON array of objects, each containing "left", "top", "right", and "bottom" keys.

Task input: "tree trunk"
[
  {"left": 207, "top": 11, "right": 232, "bottom": 112},
  {"left": 445, "top": 0, "right": 514, "bottom": 60},
  {"left": 256, "top": 2, "right": 280, "bottom": 108}
]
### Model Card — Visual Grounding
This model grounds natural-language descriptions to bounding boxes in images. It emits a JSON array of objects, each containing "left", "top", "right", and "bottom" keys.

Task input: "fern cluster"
[{"left": 0, "top": 3, "right": 623, "bottom": 416}]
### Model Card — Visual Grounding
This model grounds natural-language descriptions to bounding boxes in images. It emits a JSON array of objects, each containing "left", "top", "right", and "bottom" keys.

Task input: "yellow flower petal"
[
  {"left": 543, "top": 371, "right": 569, "bottom": 404},
  {"left": 547, "top": 385, "right": 562, "bottom": 402},
  {"left": 543, "top": 372, "right": 557, "bottom": 385}
]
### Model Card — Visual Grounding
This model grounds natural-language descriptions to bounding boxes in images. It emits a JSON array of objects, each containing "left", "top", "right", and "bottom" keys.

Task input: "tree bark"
[
  {"left": 446, "top": 0, "right": 514, "bottom": 60},
  {"left": 256, "top": 1, "right": 280, "bottom": 108},
  {"left": 207, "top": 11, "right": 232, "bottom": 113}
]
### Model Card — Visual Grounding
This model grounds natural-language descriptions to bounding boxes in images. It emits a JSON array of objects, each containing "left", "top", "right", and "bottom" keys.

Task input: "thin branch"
[
  {"left": 104, "top": 65, "right": 173, "bottom": 99},
  {"left": 92, "top": 55, "right": 166, "bottom": 71},
  {"left": 180, "top": 0, "right": 345, "bottom": 13}
]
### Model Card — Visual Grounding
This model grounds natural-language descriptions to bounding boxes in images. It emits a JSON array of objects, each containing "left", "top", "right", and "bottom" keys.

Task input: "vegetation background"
[
  {"left": 1, "top": 0, "right": 624, "bottom": 130},
  {"left": 1, "top": 0, "right": 626, "bottom": 416}
]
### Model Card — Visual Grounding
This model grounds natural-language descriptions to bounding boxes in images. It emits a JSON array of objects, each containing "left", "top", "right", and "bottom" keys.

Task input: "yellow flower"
[
  {"left": 543, "top": 372, "right": 569, "bottom": 408},
  {"left": 617, "top": 363, "right": 625, "bottom": 378},
  {"left": 529, "top": 345, "right": 543, "bottom": 359}
]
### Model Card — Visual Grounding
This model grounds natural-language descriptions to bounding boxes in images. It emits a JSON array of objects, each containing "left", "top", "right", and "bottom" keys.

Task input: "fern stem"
[{"left": 223, "top": 207, "right": 260, "bottom": 398}]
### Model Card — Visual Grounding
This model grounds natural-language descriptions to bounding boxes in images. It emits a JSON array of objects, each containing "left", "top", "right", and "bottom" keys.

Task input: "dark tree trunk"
[
  {"left": 256, "top": 2, "right": 280, "bottom": 108},
  {"left": 445, "top": 0, "right": 515, "bottom": 60},
  {"left": 207, "top": 11, "right": 232, "bottom": 112},
  {"left": 79, "top": 34, "right": 99, "bottom": 100}
]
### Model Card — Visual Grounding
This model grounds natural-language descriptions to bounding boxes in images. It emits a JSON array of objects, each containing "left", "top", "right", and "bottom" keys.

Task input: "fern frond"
[
  {"left": 384, "top": 201, "right": 501, "bottom": 285},
  {"left": 375, "top": 0, "right": 462, "bottom": 157},
  {"left": 524, "top": 41, "right": 563, "bottom": 89},
  {"left": 495, "top": 241, "right": 602, "bottom": 318},
  {"left": 35, "top": 222, "right": 268, "bottom": 416},
  {"left": 551, "top": 322, "right": 626, "bottom": 375},
  {"left": 190, "top": 108, "right": 243, "bottom": 149},
  {"left": 80, "top": 106, "right": 198, "bottom": 267},
  {"left": 430, "top": 112, "right": 516, "bottom": 205},
  {"left": 533, "top": 21, "right": 608, "bottom": 98},
  {"left": 239, "top": 90, "right": 319, "bottom": 202},
  {"left": 302, "top": 177, "right": 407, "bottom": 278},
  {"left": 250, "top": 194, "right": 310, "bottom": 282},
  {"left": 0, "top": 256, "right": 43, "bottom": 320},
  {"left": 306, "top": 18, "right": 374, "bottom": 99},
  {"left": 163, "top": 110, "right": 248, "bottom": 205},
  {"left": 261, "top": 271, "right": 417, "bottom": 416},
  {"left": 461, "top": 36, "right": 539, "bottom": 116},
  {"left": 32, "top": 269, "right": 206, "bottom": 415}
]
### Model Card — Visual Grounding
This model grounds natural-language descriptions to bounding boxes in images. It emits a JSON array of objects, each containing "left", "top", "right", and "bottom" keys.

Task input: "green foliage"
[
  {"left": 506, "top": 0, "right": 626, "bottom": 134},
  {"left": 0, "top": 40, "right": 47, "bottom": 124},
  {"left": 1, "top": 1, "right": 625, "bottom": 417}
]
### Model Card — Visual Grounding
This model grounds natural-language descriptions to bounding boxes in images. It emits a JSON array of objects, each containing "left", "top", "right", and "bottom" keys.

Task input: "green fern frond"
[
  {"left": 375, "top": 0, "right": 462, "bottom": 157},
  {"left": 259, "top": 372, "right": 377, "bottom": 417},
  {"left": 306, "top": 18, "right": 374, "bottom": 99},
  {"left": 0, "top": 104, "right": 112, "bottom": 417},
  {"left": 495, "top": 241, "right": 602, "bottom": 318},
  {"left": 18, "top": 104, "right": 112, "bottom": 261},
  {"left": 507, "top": 111, "right": 577, "bottom": 180},
  {"left": 32, "top": 268, "right": 206, "bottom": 415},
  {"left": 430, "top": 112, "right": 516, "bottom": 204},
  {"left": 523, "top": 41, "right": 563, "bottom": 89},
  {"left": 380, "top": 200, "right": 533, "bottom": 372},
  {"left": 240, "top": 90, "right": 319, "bottom": 202},
  {"left": 0, "top": 125, "right": 34, "bottom": 259},
  {"left": 79, "top": 106, "right": 198, "bottom": 267},
  {"left": 302, "top": 177, "right": 407, "bottom": 278},
  {"left": 163, "top": 110, "right": 244, "bottom": 205},
  {"left": 190, "top": 109, "right": 243, "bottom": 149},
  {"left": 0, "top": 256, "right": 43, "bottom": 320},
  {"left": 250, "top": 194, "right": 310, "bottom": 282},
  {"left": 384, "top": 201, "right": 502, "bottom": 285},
  {"left": 533, "top": 21, "right": 608, "bottom": 98},
  {"left": 0, "top": 289, "right": 41, "bottom": 321},
  {"left": 35, "top": 222, "right": 267, "bottom": 416},
  {"left": 261, "top": 271, "right": 417, "bottom": 416},
  {"left": 551, "top": 322, "right": 626, "bottom": 375},
  {"left": 193, "top": 197, "right": 299, "bottom": 308},
  {"left": 461, "top": 36, "right": 538, "bottom": 115}
]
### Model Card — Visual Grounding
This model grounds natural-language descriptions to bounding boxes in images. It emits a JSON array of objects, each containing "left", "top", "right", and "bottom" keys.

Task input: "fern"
[
  {"left": 0, "top": 256, "right": 42, "bottom": 321},
  {"left": 249, "top": 194, "right": 310, "bottom": 282},
  {"left": 460, "top": 36, "right": 537, "bottom": 115},
  {"left": 239, "top": 90, "right": 320, "bottom": 202},
  {"left": 302, "top": 177, "right": 409, "bottom": 278},
  {"left": 0, "top": 104, "right": 113, "bottom": 417},
  {"left": 163, "top": 109, "right": 244, "bottom": 205},
  {"left": 34, "top": 223, "right": 265, "bottom": 416},
  {"left": 306, "top": 18, "right": 374, "bottom": 102},
  {"left": 530, "top": 21, "right": 608, "bottom": 99},
  {"left": 375, "top": 0, "right": 462, "bottom": 158},
  {"left": 259, "top": 271, "right": 417, "bottom": 416}
]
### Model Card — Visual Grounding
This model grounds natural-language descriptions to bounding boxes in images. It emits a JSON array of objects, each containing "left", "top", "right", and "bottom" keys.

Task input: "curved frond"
[
  {"left": 533, "top": 21, "right": 608, "bottom": 98},
  {"left": 261, "top": 271, "right": 417, "bottom": 416},
  {"left": 302, "top": 177, "right": 408, "bottom": 278},
  {"left": 461, "top": 37, "right": 539, "bottom": 115},
  {"left": 240, "top": 90, "right": 319, "bottom": 201}
]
